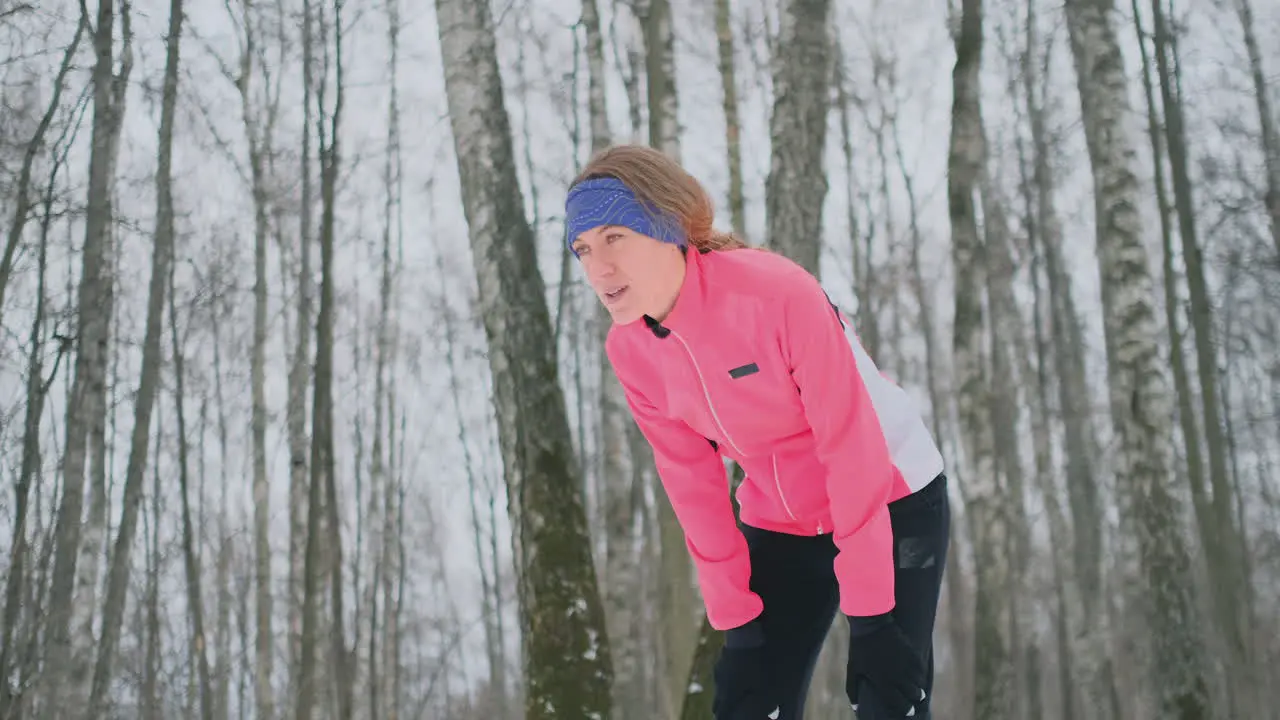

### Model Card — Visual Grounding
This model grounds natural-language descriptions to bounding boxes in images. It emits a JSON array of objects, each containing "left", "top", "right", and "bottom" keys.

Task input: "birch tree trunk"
[
  {"left": 85, "top": 0, "right": 181, "bottom": 712},
  {"left": 1022, "top": 5, "right": 1112, "bottom": 714},
  {"left": 764, "top": 0, "right": 831, "bottom": 275},
  {"left": 434, "top": 0, "right": 614, "bottom": 715},
  {"left": 835, "top": 46, "right": 882, "bottom": 366},
  {"left": 581, "top": 0, "right": 649, "bottom": 716},
  {"left": 1131, "top": 0, "right": 1220, "bottom": 699},
  {"left": 716, "top": 0, "right": 745, "bottom": 238},
  {"left": 170, "top": 211, "right": 214, "bottom": 720},
  {"left": 289, "top": 1, "right": 317, "bottom": 706},
  {"left": 226, "top": 0, "right": 279, "bottom": 714},
  {"left": 1023, "top": 199, "right": 1078, "bottom": 720},
  {"left": 1063, "top": 0, "right": 1214, "bottom": 714},
  {"left": 299, "top": 1, "right": 353, "bottom": 716},
  {"left": 1146, "top": 3, "right": 1252, "bottom": 696},
  {"left": 372, "top": 0, "right": 402, "bottom": 716},
  {"left": 40, "top": 1, "right": 131, "bottom": 714},
  {"left": 142, "top": 446, "right": 162, "bottom": 720},
  {"left": 978, "top": 162, "right": 1030, "bottom": 718},
  {"left": 948, "top": 1, "right": 1012, "bottom": 716},
  {"left": 640, "top": 0, "right": 680, "bottom": 156},
  {"left": 0, "top": 159, "right": 65, "bottom": 720}
]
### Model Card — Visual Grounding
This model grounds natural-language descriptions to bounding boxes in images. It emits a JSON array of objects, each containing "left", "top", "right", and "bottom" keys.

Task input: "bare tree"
[
  {"left": 639, "top": 0, "right": 679, "bottom": 156},
  {"left": 577, "top": 0, "right": 652, "bottom": 716},
  {"left": 85, "top": 0, "right": 184, "bottom": 713},
  {"left": 947, "top": 1, "right": 1012, "bottom": 717},
  {"left": 834, "top": 41, "right": 882, "bottom": 367},
  {"left": 227, "top": 0, "right": 282, "bottom": 713},
  {"left": 434, "top": 0, "right": 615, "bottom": 714},
  {"left": 1145, "top": 3, "right": 1253, "bottom": 700},
  {"left": 368, "top": 0, "right": 405, "bottom": 716},
  {"left": 0, "top": 111, "right": 74, "bottom": 719},
  {"left": 298, "top": 0, "right": 353, "bottom": 717},
  {"left": 169, "top": 198, "right": 214, "bottom": 720},
  {"left": 764, "top": 0, "right": 831, "bottom": 275},
  {"left": 1017, "top": 3, "right": 1111, "bottom": 715},
  {"left": 288, "top": 0, "right": 318, "bottom": 703},
  {"left": 715, "top": 0, "right": 745, "bottom": 238},
  {"left": 1062, "top": 0, "right": 1214, "bottom": 714},
  {"left": 141, "top": 424, "right": 163, "bottom": 720},
  {"left": 39, "top": 0, "right": 132, "bottom": 714}
]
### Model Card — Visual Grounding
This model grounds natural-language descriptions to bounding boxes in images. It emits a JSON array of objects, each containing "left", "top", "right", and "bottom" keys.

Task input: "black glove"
[
  {"left": 713, "top": 620, "right": 781, "bottom": 720},
  {"left": 845, "top": 613, "right": 926, "bottom": 718}
]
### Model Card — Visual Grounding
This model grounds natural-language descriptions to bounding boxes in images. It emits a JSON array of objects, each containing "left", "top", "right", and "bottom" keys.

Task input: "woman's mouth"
[{"left": 603, "top": 285, "right": 629, "bottom": 304}]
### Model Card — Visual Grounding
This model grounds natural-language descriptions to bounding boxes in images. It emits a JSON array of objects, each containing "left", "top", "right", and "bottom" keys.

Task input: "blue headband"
[{"left": 564, "top": 177, "right": 686, "bottom": 254}]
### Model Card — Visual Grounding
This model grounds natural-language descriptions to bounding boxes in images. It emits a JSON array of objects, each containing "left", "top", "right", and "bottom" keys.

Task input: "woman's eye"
[{"left": 606, "top": 233, "right": 623, "bottom": 243}]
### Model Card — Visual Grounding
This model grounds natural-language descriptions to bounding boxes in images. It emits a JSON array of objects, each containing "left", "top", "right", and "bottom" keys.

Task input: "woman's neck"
[{"left": 646, "top": 250, "right": 688, "bottom": 323}]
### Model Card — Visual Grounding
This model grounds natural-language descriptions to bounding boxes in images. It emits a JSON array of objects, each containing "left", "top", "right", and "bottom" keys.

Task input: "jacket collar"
[{"left": 619, "top": 246, "right": 709, "bottom": 340}]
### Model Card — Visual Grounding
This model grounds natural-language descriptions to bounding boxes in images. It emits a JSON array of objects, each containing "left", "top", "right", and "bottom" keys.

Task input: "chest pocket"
[{"left": 708, "top": 348, "right": 808, "bottom": 452}]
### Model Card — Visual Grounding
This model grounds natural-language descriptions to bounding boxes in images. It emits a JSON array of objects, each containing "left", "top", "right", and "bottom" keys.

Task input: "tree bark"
[
  {"left": 434, "top": 0, "right": 615, "bottom": 715},
  {"left": 715, "top": 0, "right": 745, "bottom": 238},
  {"left": 141, "top": 448, "right": 162, "bottom": 720},
  {"left": 764, "top": 0, "right": 831, "bottom": 275},
  {"left": 979, "top": 158, "right": 1030, "bottom": 719},
  {"left": 301, "top": 1, "right": 353, "bottom": 717},
  {"left": 0, "top": 154, "right": 67, "bottom": 720},
  {"left": 169, "top": 205, "right": 214, "bottom": 720},
  {"left": 1063, "top": 0, "right": 1214, "bottom": 714},
  {"left": 40, "top": 1, "right": 131, "bottom": 714},
  {"left": 835, "top": 46, "right": 882, "bottom": 367},
  {"left": 321, "top": 7, "right": 356, "bottom": 706},
  {"left": 231, "top": 0, "right": 277, "bottom": 714},
  {"left": 948, "top": 1, "right": 1013, "bottom": 717},
  {"left": 86, "top": 0, "right": 181, "bottom": 711},
  {"left": 288, "top": 1, "right": 317, "bottom": 707},
  {"left": 1146, "top": 1, "right": 1251, "bottom": 693},
  {"left": 1020, "top": 5, "right": 1112, "bottom": 715},
  {"left": 640, "top": 0, "right": 680, "bottom": 156}
]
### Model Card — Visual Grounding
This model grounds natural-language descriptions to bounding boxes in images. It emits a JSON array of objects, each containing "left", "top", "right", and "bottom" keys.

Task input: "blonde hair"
[{"left": 571, "top": 144, "right": 748, "bottom": 252}]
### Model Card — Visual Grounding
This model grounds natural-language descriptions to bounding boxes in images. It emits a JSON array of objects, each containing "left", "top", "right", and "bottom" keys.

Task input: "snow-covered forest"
[{"left": 0, "top": 0, "right": 1277, "bottom": 717}]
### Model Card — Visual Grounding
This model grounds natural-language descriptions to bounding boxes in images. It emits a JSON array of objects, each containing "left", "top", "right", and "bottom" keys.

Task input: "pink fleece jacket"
[{"left": 605, "top": 247, "right": 945, "bottom": 630}]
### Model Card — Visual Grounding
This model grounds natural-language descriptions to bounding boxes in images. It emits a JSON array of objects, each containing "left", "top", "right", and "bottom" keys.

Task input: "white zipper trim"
[
  {"left": 772, "top": 454, "right": 798, "bottom": 522},
  {"left": 668, "top": 329, "right": 747, "bottom": 458}
]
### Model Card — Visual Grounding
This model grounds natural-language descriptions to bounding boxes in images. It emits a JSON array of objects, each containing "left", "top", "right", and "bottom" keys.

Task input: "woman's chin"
[{"left": 604, "top": 303, "right": 643, "bottom": 325}]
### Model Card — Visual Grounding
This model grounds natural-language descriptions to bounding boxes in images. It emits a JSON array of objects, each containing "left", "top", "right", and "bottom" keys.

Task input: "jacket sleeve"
[
  {"left": 614, "top": 371, "right": 764, "bottom": 631},
  {"left": 779, "top": 273, "right": 897, "bottom": 618}
]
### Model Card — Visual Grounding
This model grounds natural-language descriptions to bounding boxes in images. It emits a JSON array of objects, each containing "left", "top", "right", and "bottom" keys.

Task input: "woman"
[{"left": 565, "top": 145, "right": 951, "bottom": 720}]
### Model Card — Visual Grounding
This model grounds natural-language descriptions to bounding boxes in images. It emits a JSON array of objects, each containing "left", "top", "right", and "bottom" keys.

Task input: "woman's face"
[{"left": 572, "top": 224, "right": 686, "bottom": 325}]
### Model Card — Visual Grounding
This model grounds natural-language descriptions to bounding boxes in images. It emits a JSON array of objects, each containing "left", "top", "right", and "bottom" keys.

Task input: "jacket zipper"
[
  {"left": 669, "top": 328, "right": 821, "bottom": 533},
  {"left": 668, "top": 329, "right": 747, "bottom": 458}
]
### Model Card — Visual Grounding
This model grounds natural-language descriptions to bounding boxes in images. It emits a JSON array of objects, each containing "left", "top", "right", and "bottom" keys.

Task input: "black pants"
[{"left": 740, "top": 474, "right": 950, "bottom": 719}]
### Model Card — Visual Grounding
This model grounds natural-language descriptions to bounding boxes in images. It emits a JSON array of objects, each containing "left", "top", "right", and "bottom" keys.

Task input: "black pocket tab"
[{"left": 728, "top": 362, "right": 760, "bottom": 379}]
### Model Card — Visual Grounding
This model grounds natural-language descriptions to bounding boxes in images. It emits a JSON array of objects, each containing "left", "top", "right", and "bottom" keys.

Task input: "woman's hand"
[
  {"left": 845, "top": 613, "right": 927, "bottom": 717},
  {"left": 712, "top": 620, "right": 781, "bottom": 719}
]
